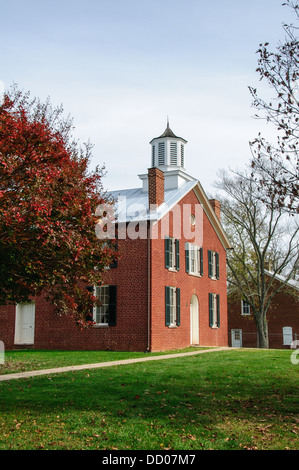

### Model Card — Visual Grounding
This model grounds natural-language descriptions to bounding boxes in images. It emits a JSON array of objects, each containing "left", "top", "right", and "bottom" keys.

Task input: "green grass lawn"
[
  {"left": 0, "top": 348, "right": 298, "bottom": 450},
  {"left": 0, "top": 347, "right": 206, "bottom": 374},
  {"left": 0, "top": 349, "right": 157, "bottom": 374}
]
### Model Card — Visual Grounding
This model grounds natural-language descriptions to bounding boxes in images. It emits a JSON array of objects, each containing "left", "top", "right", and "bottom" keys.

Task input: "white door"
[
  {"left": 231, "top": 329, "right": 242, "bottom": 347},
  {"left": 283, "top": 326, "right": 293, "bottom": 346},
  {"left": 190, "top": 295, "right": 199, "bottom": 345},
  {"left": 14, "top": 302, "right": 35, "bottom": 345}
]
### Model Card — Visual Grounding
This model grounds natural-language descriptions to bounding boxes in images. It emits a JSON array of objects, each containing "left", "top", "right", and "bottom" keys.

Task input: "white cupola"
[
  {"left": 149, "top": 119, "right": 187, "bottom": 171},
  {"left": 138, "top": 120, "right": 195, "bottom": 193}
]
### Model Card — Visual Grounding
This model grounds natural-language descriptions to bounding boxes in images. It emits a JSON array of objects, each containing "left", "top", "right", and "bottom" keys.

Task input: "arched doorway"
[{"left": 190, "top": 294, "right": 199, "bottom": 345}]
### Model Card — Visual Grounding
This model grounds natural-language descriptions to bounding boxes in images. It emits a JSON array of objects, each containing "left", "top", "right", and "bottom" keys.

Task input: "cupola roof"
[{"left": 150, "top": 119, "right": 187, "bottom": 144}]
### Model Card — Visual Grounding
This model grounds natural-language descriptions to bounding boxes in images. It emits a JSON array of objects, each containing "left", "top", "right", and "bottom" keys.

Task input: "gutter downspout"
[{"left": 147, "top": 220, "right": 151, "bottom": 352}]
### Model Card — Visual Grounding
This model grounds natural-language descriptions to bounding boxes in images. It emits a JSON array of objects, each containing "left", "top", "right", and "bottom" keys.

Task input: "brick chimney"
[
  {"left": 148, "top": 167, "right": 164, "bottom": 208},
  {"left": 209, "top": 199, "right": 221, "bottom": 221}
]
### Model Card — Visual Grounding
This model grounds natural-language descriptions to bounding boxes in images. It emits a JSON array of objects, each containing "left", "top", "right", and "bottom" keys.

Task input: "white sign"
[{"left": 0, "top": 341, "right": 4, "bottom": 365}]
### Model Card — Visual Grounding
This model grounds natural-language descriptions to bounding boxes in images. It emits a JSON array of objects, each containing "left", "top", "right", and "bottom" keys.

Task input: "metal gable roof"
[
  {"left": 107, "top": 179, "right": 232, "bottom": 250},
  {"left": 109, "top": 179, "right": 197, "bottom": 223}
]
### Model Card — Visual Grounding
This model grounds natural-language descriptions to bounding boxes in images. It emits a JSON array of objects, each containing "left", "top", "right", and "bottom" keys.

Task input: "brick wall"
[
  {"left": 148, "top": 167, "right": 164, "bottom": 207},
  {"left": 228, "top": 281, "right": 299, "bottom": 349},
  {"left": 0, "top": 236, "right": 150, "bottom": 352},
  {"left": 150, "top": 189, "right": 228, "bottom": 351},
  {"left": 208, "top": 199, "right": 221, "bottom": 221},
  {"left": 0, "top": 187, "right": 229, "bottom": 353},
  {"left": 0, "top": 304, "right": 16, "bottom": 349}
]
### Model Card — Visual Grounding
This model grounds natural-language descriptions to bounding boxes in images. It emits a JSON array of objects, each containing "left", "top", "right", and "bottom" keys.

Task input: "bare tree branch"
[{"left": 215, "top": 169, "right": 299, "bottom": 348}]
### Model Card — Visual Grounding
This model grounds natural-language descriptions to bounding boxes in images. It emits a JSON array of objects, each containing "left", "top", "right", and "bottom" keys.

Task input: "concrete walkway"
[{"left": 0, "top": 347, "right": 230, "bottom": 382}]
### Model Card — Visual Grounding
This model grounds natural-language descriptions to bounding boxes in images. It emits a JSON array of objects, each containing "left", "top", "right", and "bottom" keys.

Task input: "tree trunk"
[{"left": 256, "top": 315, "right": 269, "bottom": 349}]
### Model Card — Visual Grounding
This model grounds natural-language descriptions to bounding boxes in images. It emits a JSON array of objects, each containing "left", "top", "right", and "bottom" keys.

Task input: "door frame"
[
  {"left": 14, "top": 302, "right": 35, "bottom": 345},
  {"left": 283, "top": 326, "right": 293, "bottom": 346},
  {"left": 231, "top": 329, "right": 242, "bottom": 348},
  {"left": 190, "top": 294, "right": 199, "bottom": 345}
]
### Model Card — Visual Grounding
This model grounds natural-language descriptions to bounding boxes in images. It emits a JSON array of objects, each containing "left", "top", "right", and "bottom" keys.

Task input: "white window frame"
[
  {"left": 209, "top": 250, "right": 219, "bottom": 280},
  {"left": 169, "top": 286, "right": 177, "bottom": 326},
  {"left": 211, "top": 293, "right": 218, "bottom": 328},
  {"left": 189, "top": 244, "right": 201, "bottom": 276},
  {"left": 209, "top": 293, "right": 220, "bottom": 329},
  {"left": 211, "top": 251, "right": 217, "bottom": 279},
  {"left": 186, "top": 243, "right": 203, "bottom": 277},
  {"left": 93, "top": 285, "right": 109, "bottom": 325},
  {"left": 167, "top": 237, "right": 179, "bottom": 271},
  {"left": 241, "top": 300, "right": 251, "bottom": 315},
  {"left": 169, "top": 237, "right": 176, "bottom": 270}
]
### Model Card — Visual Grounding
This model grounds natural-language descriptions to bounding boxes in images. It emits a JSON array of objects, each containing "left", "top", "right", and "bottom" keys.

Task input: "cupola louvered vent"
[
  {"left": 149, "top": 120, "right": 187, "bottom": 172},
  {"left": 181, "top": 144, "right": 184, "bottom": 167},
  {"left": 158, "top": 142, "right": 165, "bottom": 165},
  {"left": 170, "top": 142, "right": 177, "bottom": 165},
  {"left": 152, "top": 145, "right": 155, "bottom": 167}
]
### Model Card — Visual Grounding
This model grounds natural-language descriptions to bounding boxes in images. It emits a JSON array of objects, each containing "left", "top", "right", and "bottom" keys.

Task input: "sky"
[{"left": 0, "top": 0, "right": 295, "bottom": 196}]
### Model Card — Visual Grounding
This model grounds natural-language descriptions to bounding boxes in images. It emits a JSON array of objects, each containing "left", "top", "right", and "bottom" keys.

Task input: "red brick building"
[
  {"left": 0, "top": 123, "right": 231, "bottom": 352},
  {"left": 228, "top": 271, "right": 299, "bottom": 349}
]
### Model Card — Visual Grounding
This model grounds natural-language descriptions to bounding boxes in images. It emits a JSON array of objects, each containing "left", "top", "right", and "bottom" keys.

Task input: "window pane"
[
  {"left": 95, "top": 286, "right": 109, "bottom": 324},
  {"left": 189, "top": 244, "right": 201, "bottom": 275},
  {"left": 242, "top": 300, "right": 250, "bottom": 315},
  {"left": 169, "top": 287, "right": 176, "bottom": 325},
  {"left": 169, "top": 238, "right": 174, "bottom": 268},
  {"left": 190, "top": 247, "right": 195, "bottom": 272}
]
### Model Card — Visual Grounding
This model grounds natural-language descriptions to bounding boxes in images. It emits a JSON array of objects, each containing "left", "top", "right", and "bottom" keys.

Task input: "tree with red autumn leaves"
[{"left": 0, "top": 86, "right": 117, "bottom": 326}]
